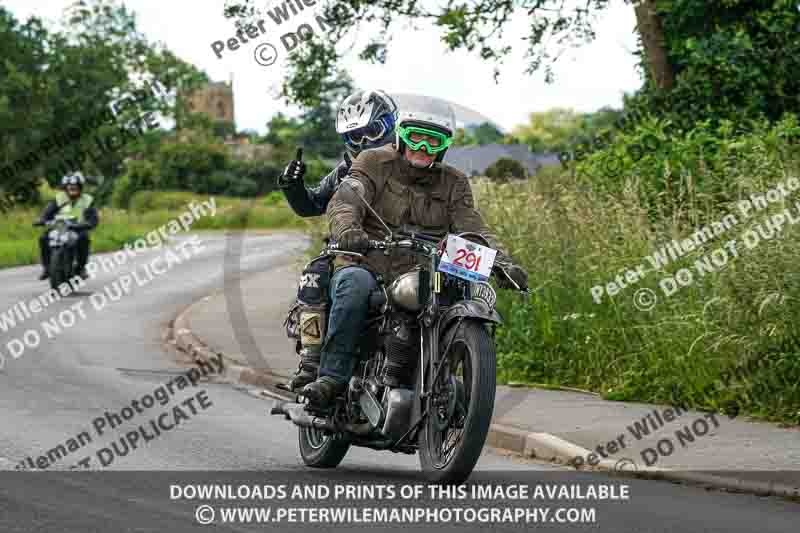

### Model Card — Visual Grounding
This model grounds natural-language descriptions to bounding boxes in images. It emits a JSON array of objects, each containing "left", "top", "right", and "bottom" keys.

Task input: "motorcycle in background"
[{"left": 33, "top": 217, "right": 88, "bottom": 290}]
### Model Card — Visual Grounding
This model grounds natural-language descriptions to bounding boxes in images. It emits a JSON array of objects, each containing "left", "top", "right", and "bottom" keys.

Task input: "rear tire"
[
  {"left": 298, "top": 427, "right": 350, "bottom": 468},
  {"left": 419, "top": 321, "right": 496, "bottom": 484}
]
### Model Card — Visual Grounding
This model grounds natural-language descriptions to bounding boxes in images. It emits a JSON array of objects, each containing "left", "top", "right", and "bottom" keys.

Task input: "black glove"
[
  {"left": 339, "top": 229, "right": 370, "bottom": 255},
  {"left": 497, "top": 263, "right": 529, "bottom": 291},
  {"left": 278, "top": 147, "right": 305, "bottom": 187}
]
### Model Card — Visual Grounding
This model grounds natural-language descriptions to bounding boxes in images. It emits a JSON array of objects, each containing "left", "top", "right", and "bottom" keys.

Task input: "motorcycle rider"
[
  {"left": 302, "top": 100, "right": 529, "bottom": 407},
  {"left": 37, "top": 172, "right": 99, "bottom": 280},
  {"left": 278, "top": 90, "right": 399, "bottom": 391},
  {"left": 278, "top": 89, "right": 398, "bottom": 216}
]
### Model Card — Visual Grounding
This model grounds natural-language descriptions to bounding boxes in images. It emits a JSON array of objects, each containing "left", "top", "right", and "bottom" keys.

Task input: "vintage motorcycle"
[
  {"left": 273, "top": 192, "right": 528, "bottom": 483},
  {"left": 33, "top": 217, "right": 87, "bottom": 290}
]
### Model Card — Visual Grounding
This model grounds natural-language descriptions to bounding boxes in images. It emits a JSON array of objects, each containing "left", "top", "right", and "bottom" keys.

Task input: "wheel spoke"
[
  {"left": 440, "top": 427, "right": 463, "bottom": 460},
  {"left": 428, "top": 339, "right": 472, "bottom": 469}
]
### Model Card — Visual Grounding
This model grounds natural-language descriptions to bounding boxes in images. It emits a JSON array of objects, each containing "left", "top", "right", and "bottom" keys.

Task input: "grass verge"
[
  {"left": 477, "top": 166, "right": 800, "bottom": 425},
  {"left": 0, "top": 191, "right": 309, "bottom": 269}
]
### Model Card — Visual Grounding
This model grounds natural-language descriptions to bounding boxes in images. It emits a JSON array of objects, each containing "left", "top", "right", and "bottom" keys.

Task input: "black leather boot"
[
  {"left": 287, "top": 348, "right": 320, "bottom": 391},
  {"left": 302, "top": 376, "right": 344, "bottom": 409}
]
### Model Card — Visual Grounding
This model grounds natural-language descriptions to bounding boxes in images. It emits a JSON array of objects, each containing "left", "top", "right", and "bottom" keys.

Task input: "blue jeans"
[{"left": 319, "top": 266, "right": 378, "bottom": 385}]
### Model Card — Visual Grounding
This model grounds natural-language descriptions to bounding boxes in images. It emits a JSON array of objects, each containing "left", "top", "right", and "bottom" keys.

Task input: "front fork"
[{"left": 418, "top": 267, "right": 447, "bottom": 405}]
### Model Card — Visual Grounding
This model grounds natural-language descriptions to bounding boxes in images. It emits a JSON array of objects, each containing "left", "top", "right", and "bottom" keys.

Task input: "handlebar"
[
  {"left": 327, "top": 238, "right": 436, "bottom": 254},
  {"left": 33, "top": 219, "right": 87, "bottom": 230},
  {"left": 327, "top": 234, "right": 529, "bottom": 295}
]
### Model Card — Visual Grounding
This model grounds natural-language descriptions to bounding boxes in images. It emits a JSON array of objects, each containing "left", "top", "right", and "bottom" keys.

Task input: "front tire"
[
  {"left": 298, "top": 427, "right": 350, "bottom": 468},
  {"left": 419, "top": 321, "right": 496, "bottom": 484},
  {"left": 49, "top": 249, "right": 67, "bottom": 290}
]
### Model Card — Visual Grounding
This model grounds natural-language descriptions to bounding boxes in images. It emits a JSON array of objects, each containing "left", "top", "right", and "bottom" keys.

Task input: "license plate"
[{"left": 437, "top": 234, "right": 497, "bottom": 282}]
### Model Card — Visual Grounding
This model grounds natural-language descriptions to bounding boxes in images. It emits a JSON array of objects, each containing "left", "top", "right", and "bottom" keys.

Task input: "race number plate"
[{"left": 438, "top": 234, "right": 497, "bottom": 282}]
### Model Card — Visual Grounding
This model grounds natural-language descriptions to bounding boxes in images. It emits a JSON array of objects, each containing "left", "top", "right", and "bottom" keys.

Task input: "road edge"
[{"left": 169, "top": 291, "right": 800, "bottom": 503}]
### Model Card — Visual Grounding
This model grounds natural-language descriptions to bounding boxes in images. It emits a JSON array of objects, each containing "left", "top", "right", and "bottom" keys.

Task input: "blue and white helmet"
[
  {"left": 336, "top": 90, "right": 398, "bottom": 157},
  {"left": 61, "top": 172, "right": 85, "bottom": 188}
]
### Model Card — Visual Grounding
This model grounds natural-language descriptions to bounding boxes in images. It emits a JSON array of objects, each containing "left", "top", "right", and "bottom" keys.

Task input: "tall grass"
[{"left": 479, "top": 163, "right": 800, "bottom": 424}]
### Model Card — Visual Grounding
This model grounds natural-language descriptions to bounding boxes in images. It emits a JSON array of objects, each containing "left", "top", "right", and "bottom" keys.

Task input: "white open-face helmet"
[
  {"left": 395, "top": 99, "right": 457, "bottom": 164},
  {"left": 336, "top": 90, "right": 398, "bottom": 157}
]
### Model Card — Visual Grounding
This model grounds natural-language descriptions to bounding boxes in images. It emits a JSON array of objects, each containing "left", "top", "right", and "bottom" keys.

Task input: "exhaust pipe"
[
  {"left": 270, "top": 401, "right": 374, "bottom": 435},
  {"left": 270, "top": 401, "right": 336, "bottom": 432}
]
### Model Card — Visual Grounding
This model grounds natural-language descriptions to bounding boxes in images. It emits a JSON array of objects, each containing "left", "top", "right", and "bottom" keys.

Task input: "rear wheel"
[
  {"left": 419, "top": 321, "right": 496, "bottom": 484},
  {"left": 298, "top": 427, "right": 350, "bottom": 468}
]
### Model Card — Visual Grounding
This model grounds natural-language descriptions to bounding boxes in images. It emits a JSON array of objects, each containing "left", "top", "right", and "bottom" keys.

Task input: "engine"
[{"left": 381, "top": 318, "right": 418, "bottom": 388}]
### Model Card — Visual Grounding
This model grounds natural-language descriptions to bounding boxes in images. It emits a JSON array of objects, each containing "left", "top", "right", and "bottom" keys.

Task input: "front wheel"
[
  {"left": 49, "top": 248, "right": 68, "bottom": 290},
  {"left": 298, "top": 427, "right": 350, "bottom": 468},
  {"left": 419, "top": 321, "right": 496, "bottom": 484}
]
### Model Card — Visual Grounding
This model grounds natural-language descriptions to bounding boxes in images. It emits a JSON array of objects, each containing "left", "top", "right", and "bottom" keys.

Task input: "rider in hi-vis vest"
[
  {"left": 53, "top": 191, "right": 93, "bottom": 221},
  {"left": 37, "top": 172, "right": 99, "bottom": 280}
]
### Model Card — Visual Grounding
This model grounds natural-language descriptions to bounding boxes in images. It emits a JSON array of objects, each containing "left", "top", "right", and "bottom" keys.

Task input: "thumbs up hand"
[{"left": 279, "top": 147, "right": 306, "bottom": 187}]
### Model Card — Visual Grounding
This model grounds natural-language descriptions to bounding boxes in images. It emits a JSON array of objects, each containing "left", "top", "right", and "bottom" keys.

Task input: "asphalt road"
[{"left": 0, "top": 232, "right": 796, "bottom": 532}]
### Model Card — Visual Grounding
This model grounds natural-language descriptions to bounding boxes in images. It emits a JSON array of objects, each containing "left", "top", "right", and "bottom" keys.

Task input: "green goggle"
[{"left": 397, "top": 125, "right": 453, "bottom": 154}]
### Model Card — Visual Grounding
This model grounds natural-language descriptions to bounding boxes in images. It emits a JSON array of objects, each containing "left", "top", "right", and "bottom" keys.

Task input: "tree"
[
  {"left": 634, "top": 0, "right": 673, "bottom": 91},
  {"left": 225, "top": 1, "right": 800, "bottom": 131},
  {"left": 471, "top": 122, "right": 505, "bottom": 145},
  {"left": 226, "top": 1, "right": 627, "bottom": 83},
  {"left": 224, "top": 1, "right": 672, "bottom": 86},
  {"left": 512, "top": 109, "right": 586, "bottom": 153},
  {"left": 485, "top": 158, "right": 528, "bottom": 181},
  {"left": 0, "top": 0, "right": 207, "bottom": 204},
  {"left": 453, "top": 128, "right": 478, "bottom": 146},
  {"left": 0, "top": 7, "right": 53, "bottom": 203}
]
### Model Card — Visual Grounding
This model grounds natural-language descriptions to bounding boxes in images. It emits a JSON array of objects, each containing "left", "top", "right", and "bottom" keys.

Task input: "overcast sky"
[{"left": 6, "top": 1, "right": 643, "bottom": 133}]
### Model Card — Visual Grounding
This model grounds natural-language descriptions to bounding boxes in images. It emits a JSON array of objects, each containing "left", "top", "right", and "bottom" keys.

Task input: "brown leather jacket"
[{"left": 327, "top": 144, "right": 507, "bottom": 282}]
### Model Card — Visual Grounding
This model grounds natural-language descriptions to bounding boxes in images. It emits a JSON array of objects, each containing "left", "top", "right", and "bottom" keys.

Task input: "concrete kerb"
[
  {"left": 169, "top": 293, "right": 800, "bottom": 502},
  {"left": 489, "top": 426, "right": 800, "bottom": 501},
  {"left": 170, "top": 297, "right": 290, "bottom": 395}
]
